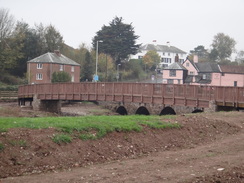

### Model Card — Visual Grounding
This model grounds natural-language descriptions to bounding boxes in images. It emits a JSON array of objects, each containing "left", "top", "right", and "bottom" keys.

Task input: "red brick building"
[{"left": 27, "top": 50, "right": 80, "bottom": 84}]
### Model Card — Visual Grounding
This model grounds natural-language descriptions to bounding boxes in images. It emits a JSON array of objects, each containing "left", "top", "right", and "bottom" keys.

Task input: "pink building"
[{"left": 163, "top": 57, "right": 244, "bottom": 87}]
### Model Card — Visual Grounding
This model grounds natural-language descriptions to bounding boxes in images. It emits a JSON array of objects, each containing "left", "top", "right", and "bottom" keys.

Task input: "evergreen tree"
[
  {"left": 81, "top": 51, "right": 93, "bottom": 81},
  {"left": 92, "top": 17, "right": 141, "bottom": 65}
]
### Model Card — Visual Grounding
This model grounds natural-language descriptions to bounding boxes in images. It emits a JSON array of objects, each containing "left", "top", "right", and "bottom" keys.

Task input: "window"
[
  {"left": 169, "top": 70, "right": 176, "bottom": 77},
  {"left": 167, "top": 79, "right": 173, "bottom": 84},
  {"left": 168, "top": 53, "right": 170, "bottom": 56},
  {"left": 71, "top": 66, "right": 74, "bottom": 72},
  {"left": 163, "top": 52, "right": 165, "bottom": 56},
  {"left": 60, "top": 64, "right": 64, "bottom": 71},
  {"left": 202, "top": 74, "right": 206, "bottom": 79},
  {"left": 186, "top": 63, "right": 189, "bottom": 67},
  {"left": 36, "top": 73, "right": 43, "bottom": 80},
  {"left": 37, "top": 63, "right": 43, "bottom": 69},
  {"left": 234, "top": 81, "right": 237, "bottom": 87},
  {"left": 189, "top": 71, "right": 194, "bottom": 75},
  {"left": 71, "top": 74, "right": 74, "bottom": 82}
]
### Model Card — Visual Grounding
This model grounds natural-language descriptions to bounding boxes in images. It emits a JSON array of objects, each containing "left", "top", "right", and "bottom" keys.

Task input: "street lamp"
[
  {"left": 116, "top": 64, "right": 121, "bottom": 82},
  {"left": 95, "top": 40, "right": 103, "bottom": 81}
]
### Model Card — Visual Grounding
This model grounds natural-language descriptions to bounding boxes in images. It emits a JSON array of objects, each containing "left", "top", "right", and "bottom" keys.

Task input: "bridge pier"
[{"left": 32, "top": 95, "right": 61, "bottom": 114}]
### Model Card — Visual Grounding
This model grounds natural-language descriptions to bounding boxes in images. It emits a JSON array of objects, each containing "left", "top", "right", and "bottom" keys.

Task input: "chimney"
[
  {"left": 175, "top": 54, "right": 179, "bottom": 62},
  {"left": 193, "top": 55, "right": 198, "bottom": 63},
  {"left": 54, "top": 50, "right": 61, "bottom": 57},
  {"left": 166, "top": 41, "right": 170, "bottom": 47},
  {"left": 152, "top": 40, "right": 157, "bottom": 46}
]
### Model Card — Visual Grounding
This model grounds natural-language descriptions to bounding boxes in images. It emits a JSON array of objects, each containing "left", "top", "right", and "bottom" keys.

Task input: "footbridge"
[{"left": 18, "top": 82, "right": 244, "bottom": 115}]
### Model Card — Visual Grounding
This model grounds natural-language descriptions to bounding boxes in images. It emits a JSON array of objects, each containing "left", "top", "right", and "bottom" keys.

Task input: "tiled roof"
[
  {"left": 27, "top": 52, "right": 80, "bottom": 66},
  {"left": 164, "top": 62, "right": 187, "bottom": 70},
  {"left": 140, "top": 44, "right": 186, "bottom": 54},
  {"left": 220, "top": 65, "right": 244, "bottom": 74},
  {"left": 194, "top": 62, "right": 220, "bottom": 73}
]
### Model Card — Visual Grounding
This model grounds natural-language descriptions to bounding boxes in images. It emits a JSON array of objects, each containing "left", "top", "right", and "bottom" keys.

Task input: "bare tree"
[{"left": 0, "top": 8, "right": 15, "bottom": 41}]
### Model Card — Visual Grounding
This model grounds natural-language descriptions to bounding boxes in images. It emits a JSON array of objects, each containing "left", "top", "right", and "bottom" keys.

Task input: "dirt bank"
[{"left": 0, "top": 102, "right": 244, "bottom": 182}]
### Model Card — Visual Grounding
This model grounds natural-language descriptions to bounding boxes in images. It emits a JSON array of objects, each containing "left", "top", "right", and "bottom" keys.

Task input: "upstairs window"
[
  {"left": 71, "top": 66, "right": 74, "bottom": 72},
  {"left": 202, "top": 74, "right": 207, "bottom": 79},
  {"left": 169, "top": 70, "right": 176, "bottom": 77},
  {"left": 60, "top": 64, "right": 64, "bottom": 71},
  {"left": 37, "top": 63, "right": 43, "bottom": 69}
]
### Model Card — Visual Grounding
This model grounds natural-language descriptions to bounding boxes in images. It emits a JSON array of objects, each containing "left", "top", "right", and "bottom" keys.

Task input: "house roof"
[
  {"left": 27, "top": 52, "right": 80, "bottom": 66},
  {"left": 140, "top": 44, "right": 186, "bottom": 54},
  {"left": 219, "top": 65, "right": 244, "bottom": 74},
  {"left": 164, "top": 62, "right": 187, "bottom": 70},
  {"left": 195, "top": 62, "right": 220, "bottom": 73}
]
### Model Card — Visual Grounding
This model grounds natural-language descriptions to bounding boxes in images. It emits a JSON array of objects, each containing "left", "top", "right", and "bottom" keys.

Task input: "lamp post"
[
  {"left": 116, "top": 64, "right": 121, "bottom": 82},
  {"left": 95, "top": 40, "right": 103, "bottom": 81}
]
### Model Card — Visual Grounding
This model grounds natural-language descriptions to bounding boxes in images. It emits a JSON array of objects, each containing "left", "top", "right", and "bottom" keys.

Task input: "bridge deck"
[{"left": 18, "top": 82, "right": 244, "bottom": 108}]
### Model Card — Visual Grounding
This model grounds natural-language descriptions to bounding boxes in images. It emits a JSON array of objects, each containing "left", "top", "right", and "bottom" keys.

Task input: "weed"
[
  {"left": 79, "top": 133, "right": 97, "bottom": 140},
  {"left": 0, "top": 128, "right": 7, "bottom": 133},
  {"left": 52, "top": 134, "right": 72, "bottom": 144},
  {"left": 9, "top": 140, "right": 27, "bottom": 147},
  {"left": 0, "top": 142, "right": 4, "bottom": 151}
]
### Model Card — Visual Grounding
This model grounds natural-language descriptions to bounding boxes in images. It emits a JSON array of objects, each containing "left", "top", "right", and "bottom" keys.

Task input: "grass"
[
  {"left": 52, "top": 134, "right": 72, "bottom": 144},
  {"left": 0, "top": 115, "right": 180, "bottom": 141}
]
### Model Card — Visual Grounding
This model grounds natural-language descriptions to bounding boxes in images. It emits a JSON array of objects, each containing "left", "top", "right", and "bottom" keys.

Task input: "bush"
[{"left": 51, "top": 71, "right": 71, "bottom": 83}]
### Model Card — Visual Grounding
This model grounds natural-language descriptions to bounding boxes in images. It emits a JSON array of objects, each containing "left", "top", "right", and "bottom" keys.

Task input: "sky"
[{"left": 1, "top": 0, "right": 244, "bottom": 54}]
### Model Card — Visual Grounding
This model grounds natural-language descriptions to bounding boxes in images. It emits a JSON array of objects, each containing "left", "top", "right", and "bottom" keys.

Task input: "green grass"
[
  {"left": 52, "top": 134, "right": 72, "bottom": 144},
  {"left": 0, "top": 115, "right": 180, "bottom": 141}
]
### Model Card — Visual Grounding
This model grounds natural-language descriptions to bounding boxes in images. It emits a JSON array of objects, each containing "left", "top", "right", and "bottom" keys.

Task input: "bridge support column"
[
  {"left": 205, "top": 100, "right": 217, "bottom": 112},
  {"left": 32, "top": 95, "right": 61, "bottom": 114}
]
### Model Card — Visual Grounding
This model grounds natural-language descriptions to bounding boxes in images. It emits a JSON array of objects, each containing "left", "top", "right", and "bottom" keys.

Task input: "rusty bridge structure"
[{"left": 18, "top": 82, "right": 244, "bottom": 115}]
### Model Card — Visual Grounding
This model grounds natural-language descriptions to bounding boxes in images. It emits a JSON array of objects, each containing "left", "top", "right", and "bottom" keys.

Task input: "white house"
[{"left": 131, "top": 42, "right": 187, "bottom": 68}]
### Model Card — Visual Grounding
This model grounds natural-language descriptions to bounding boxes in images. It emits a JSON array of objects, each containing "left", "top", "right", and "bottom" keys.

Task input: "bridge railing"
[{"left": 18, "top": 82, "right": 244, "bottom": 108}]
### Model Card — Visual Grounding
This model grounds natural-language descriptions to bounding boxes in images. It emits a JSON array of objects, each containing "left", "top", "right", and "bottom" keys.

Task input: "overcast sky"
[{"left": 1, "top": 0, "right": 244, "bottom": 53}]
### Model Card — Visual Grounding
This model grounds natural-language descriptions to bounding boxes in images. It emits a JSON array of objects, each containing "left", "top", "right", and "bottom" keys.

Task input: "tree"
[
  {"left": 45, "top": 25, "right": 64, "bottom": 52},
  {"left": 0, "top": 8, "right": 15, "bottom": 41},
  {"left": 190, "top": 45, "right": 209, "bottom": 62},
  {"left": 210, "top": 33, "right": 236, "bottom": 62},
  {"left": 92, "top": 16, "right": 141, "bottom": 65},
  {"left": 142, "top": 50, "right": 161, "bottom": 71},
  {"left": 51, "top": 71, "right": 71, "bottom": 83},
  {"left": 10, "top": 21, "right": 43, "bottom": 76},
  {"left": 81, "top": 51, "right": 93, "bottom": 81},
  {"left": 235, "top": 50, "right": 244, "bottom": 65},
  {"left": 0, "top": 8, "right": 18, "bottom": 75}
]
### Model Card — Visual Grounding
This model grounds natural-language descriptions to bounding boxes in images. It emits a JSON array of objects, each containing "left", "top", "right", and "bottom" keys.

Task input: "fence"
[{"left": 0, "top": 91, "right": 18, "bottom": 100}]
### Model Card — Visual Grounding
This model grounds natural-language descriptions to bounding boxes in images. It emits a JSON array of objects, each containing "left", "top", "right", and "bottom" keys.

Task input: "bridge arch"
[
  {"left": 116, "top": 106, "right": 128, "bottom": 115},
  {"left": 135, "top": 106, "right": 150, "bottom": 115},
  {"left": 192, "top": 109, "right": 203, "bottom": 113},
  {"left": 160, "top": 107, "right": 176, "bottom": 115}
]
